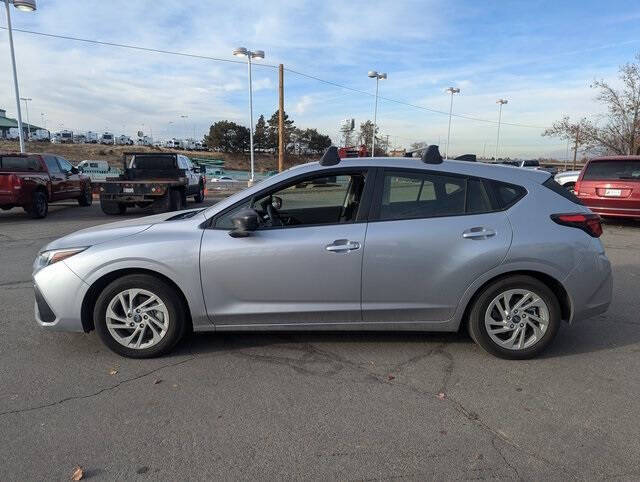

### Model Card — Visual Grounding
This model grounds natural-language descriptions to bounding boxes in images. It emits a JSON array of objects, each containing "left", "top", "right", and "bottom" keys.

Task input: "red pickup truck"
[{"left": 0, "top": 153, "right": 92, "bottom": 218}]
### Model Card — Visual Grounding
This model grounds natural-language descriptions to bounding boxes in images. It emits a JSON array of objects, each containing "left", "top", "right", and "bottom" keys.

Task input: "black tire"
[
  {"left": 77, "top": 184, "right": 93, "bottom": 206},
  {"left": 100, "top": 197, "right": 126, "bottom": 215},
  {"left": 194, "top": 183, "right": 205, "bottom": 203},
  {"left": 151, "top": 193, "right": 170, "bottom": 214},
  {"left": 25, "top": 190, "right": 48, "bottom": 219},
  {"left": 93, "top": 274, "right": 186, "bottom": 358},
  {"left": 467, "top": 275, "right": 561, "bottom": 360},
  {"left": 169, "top": 189, "right": 183, "bottom": 211}
]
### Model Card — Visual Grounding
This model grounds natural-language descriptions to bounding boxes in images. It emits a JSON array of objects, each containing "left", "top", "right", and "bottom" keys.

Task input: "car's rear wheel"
[
  {"left": 467, "top": 275, "right": 561, "bottom": 359},
  {"left": 169, "top": 189, "right": 183, "bottom": 211},
  {"left": 94, "top": 274, "right": 186, "bottom": 358},
  {"left": 25, "top": 191, "right": 48, "bottom": 218},
  {"left": 78, "top": 184, "right": 93, "bottom": 206}
]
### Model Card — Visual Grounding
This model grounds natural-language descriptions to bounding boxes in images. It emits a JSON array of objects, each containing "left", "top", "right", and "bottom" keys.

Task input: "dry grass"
[{"left": 0, "top": 140, "right": 310, "bottom": 171}]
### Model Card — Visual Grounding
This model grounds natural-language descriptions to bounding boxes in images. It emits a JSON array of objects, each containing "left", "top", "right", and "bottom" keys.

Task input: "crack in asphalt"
[
  {"left": 0, "top": 279, "right": 31, "bottom": 288},
  {"left": 0, "top": 356, "right": 198, "bottom": 418}
]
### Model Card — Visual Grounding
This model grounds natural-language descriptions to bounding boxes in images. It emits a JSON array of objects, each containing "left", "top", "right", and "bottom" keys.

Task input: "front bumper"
[{"left": 33, "top": 260, "right": 89, "bottom": 332}]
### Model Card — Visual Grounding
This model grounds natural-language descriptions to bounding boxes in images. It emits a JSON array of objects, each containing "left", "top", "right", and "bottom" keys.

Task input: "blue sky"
[{"left": 1, "top": 0, "right": 639, "bottom": 158}]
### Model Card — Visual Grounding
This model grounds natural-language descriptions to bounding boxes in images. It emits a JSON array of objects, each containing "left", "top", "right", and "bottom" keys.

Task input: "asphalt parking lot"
[{"left": 1, "top": 201, "right": 640, "bottom": 481}]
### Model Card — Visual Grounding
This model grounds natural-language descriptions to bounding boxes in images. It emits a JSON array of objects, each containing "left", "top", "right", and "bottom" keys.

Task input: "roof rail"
[
  {"left": 422, "top": 145, "right": 443, "bottom": 164},
  {"left": 319, "top": 146, "right": 340, "bottom": 166}
]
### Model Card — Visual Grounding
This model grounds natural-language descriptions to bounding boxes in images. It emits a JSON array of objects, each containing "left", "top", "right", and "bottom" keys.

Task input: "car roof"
[
  {"left": 300, "top": 156, "right": 551, "bottom": 184},
  {"left": 587, "top": 156, "right": 640, "bottom": 162}
]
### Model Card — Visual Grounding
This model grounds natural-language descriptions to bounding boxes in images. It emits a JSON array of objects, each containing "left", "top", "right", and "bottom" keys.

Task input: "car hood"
[{"left": 41, "top": 210, "right": 196, "bottom": 251}]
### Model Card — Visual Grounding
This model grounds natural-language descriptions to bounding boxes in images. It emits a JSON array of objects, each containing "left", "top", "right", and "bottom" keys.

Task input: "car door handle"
[
  {"left": 462, "top": 227, "right": 496, "bottom": 239},
  {"left": 325, "top": 239, "right": 361, "bottom": 252}
]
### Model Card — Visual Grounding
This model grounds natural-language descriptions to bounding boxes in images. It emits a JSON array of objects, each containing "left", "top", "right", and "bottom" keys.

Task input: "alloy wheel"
[
  {"left": 105, "top": 289, "right": 169, "bottom": 349},
  {"left": 484, "top": 289, "right": 549, "bottom": 350}
]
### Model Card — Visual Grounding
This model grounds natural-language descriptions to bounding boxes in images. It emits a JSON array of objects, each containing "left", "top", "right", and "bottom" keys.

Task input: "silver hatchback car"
[{"left": 33, "top": 148, "right": 612, "bottom": 359}]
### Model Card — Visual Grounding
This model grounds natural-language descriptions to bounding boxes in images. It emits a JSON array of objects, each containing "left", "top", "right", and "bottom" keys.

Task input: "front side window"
[
  {"left": 57, "top": 157, "right": 73, "bottom": 172},
  {"left": 214, "top": 171, "right": 368, "bottom": 229}
]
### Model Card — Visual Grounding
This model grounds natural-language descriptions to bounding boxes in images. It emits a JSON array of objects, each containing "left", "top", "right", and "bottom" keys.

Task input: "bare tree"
[
  {"left": 543, "top": 53, "right": 640, "bottom": 164},
  {"left": 542, "top": 117, "right": 593, "bottom": 169}
]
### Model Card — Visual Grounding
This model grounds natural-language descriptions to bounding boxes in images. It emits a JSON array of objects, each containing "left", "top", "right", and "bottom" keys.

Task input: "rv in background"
[
  {"left": 100, "top": 132, "right": 115, "bottom": 145},
  {"left": 7, "top": 127, "right": 50, "bottom": 142},
  {"left": 136, "top": 135, "right": 153, "bottom": 146},
  {"left": 86, "top": 131, "right": 99, "bottom": 144},
  {"left": 116, "top": 135, "right": 134, "bottom": 146},
  {"left": 52, "top": 130, "right": 74, "bottom": 144}
]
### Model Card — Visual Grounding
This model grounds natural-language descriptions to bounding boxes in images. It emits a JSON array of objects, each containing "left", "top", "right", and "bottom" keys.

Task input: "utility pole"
[
  {"left": 278, "top": 64, "right": 284, "bottom": 172},
  {"left": 572, "top": 126, "right": 580, "bottom": 171}
]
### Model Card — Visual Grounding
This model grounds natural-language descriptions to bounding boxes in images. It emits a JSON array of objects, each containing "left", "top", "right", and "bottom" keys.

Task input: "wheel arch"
[
  {"left": 459, "top": 270, "right": 571, "bottom": 331},
  {"left": 80, "top": 267, "right": 193, "bottom": 333}
]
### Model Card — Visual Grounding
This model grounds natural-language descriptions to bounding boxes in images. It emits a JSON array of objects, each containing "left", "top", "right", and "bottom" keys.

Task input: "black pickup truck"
[{"left": 99, "top": 152, "right": 206, "bottom": 215}]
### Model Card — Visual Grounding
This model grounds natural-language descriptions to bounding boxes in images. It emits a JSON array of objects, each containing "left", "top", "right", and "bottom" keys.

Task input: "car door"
[
  {"left": 182, "top": 156, "right": 199, "bottom": 194},
  {"left": 362, "top": 169, "right": 512, "bottom": 323},
  {"left": 56, "top": 156, "right": 82, "bottom": 198},
  {"left": 200, "top": 168, "right": 373, "bottom": 327},
  {"left": 43, "top": 155, "right": 65, "bottom": 200}
]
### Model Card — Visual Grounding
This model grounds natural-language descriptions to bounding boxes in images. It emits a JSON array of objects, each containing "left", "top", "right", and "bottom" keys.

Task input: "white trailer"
[
  {"left": 100, "top": 132, "right": 115, "bottom": 145},
  {"left": 86, "top": 131, "right": 99, "bottom": 143},
  {"left": 116, "top": 135, "right": 134, "bottom": 146},
  {"left": 52, "top": 130, "right": 74, "bottom": 144}
]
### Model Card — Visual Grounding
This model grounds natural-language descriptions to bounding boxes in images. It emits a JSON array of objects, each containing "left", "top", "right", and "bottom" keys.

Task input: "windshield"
[{"left": 583, "top": 160, "right": 640, "bottom": 181}]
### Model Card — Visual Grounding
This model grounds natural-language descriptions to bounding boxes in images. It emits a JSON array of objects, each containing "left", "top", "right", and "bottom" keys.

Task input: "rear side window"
[
  {"left": 379, "top": 171, "right": 467, "bottom": 220},
  {"left": 132, "top": 156, "right": 177, "bottom": 169},
  {"left": 0, "top": 155, "right": 41, "bottom": 171},
  {"left": 485, "top": 180, "right": 527, "bottom": 209},
  {"left": 542, "top": 177, "right": 583, "bottom": 205},
  {"left": 583, "top": 160, "right": 640, "bottom": 181}
]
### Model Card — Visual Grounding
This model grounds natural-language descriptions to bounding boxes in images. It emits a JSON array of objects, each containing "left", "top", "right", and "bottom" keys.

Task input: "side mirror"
[
  {"left": 70, "top": 166, "right": 79, "bottom": 174},
  {"left": 199, "top": 165, "right": 206, "bottom": 173},
  {"left": 229, "top": 208, "right": 259, "bottom": 238}
]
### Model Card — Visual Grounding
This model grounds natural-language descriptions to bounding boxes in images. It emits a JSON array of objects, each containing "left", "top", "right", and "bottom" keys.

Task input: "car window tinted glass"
[
  {"left": 466, "top": 179, "right": 493, "bottom": 213},
  {"left": 543, "top": 177, "right": 582, "bottom": 205},
  {"left": 0, "top": 155, "right": 41, "bottom": 171},
  {"left": 132, "top": 155, "right": 176, "bottom": 169},
  {"left": 44, "top": 156, "right": 61, "bottom": 173},
  {"left": 214, "top": 201, "right": 251, "bottom": 229},
  {"left": 583, "top": 160, "right": 640, "bottom": 180},
  {"left": 485, "top": 180, "right": 526, "bottom": 209},
  {"left": 380, "top": 171, "right": 466, "bottom": 220}
]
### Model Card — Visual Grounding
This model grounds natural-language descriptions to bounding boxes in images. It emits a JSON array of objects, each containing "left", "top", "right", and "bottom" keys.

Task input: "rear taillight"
[
  {"left": 11, "top": 174, "right": 22, "bottom": 190},
  {"left": 551, "top": 213, "right": 603, "bottom": 237}
]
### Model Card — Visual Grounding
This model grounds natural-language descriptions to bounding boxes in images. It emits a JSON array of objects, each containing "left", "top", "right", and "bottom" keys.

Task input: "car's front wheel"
[
  {"left": 94, "top": 274, "right": 187, "bottom": 358},
  {"left": 467, "top": 275, "right": 561, "bottom": 359}
]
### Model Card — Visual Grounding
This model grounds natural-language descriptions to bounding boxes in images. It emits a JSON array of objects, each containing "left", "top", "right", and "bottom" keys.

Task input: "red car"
[
  {"left": 575, "top": 156, "right": 640, "bottom": 219},
  {"left": 0, "top": 153, "right": 92, "bottom": 218}
]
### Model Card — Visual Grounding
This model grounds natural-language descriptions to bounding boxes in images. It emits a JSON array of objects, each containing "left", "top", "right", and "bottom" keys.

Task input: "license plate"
[
  {"left": 123, "top": 187, "right": 134, "bottom": 194},
  {"left": 604, "top": 189, "right": 622, "bottom": 197}
]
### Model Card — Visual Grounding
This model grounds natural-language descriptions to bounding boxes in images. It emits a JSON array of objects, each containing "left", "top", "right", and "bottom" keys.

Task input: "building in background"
[{"left": 0, "top": 108, "right": 49, "bottom": 141}]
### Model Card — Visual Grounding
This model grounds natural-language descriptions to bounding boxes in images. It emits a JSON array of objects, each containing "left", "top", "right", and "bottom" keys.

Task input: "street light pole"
[
  {"left": 495, "top": 99, "right": 508, "bottom": 160},
  {"left": 445, "top": 87, "right": 460, "bottom": 160},
  {"left": 368, "top": 71, "right": 387, "bottom": 158},
  {"left": 20, "top": 97, "right": 32, "bottom": 141}
]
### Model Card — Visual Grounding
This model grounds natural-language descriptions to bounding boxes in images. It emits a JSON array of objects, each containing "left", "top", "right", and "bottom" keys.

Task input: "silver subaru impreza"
[{"left": 33, "top": 148, "right": 612, "bottom": 359}]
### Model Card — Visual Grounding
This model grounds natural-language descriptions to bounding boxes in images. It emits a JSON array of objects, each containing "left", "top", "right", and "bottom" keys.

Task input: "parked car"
[
  {"left": 99, "top": 152, "right": 205, "bottom": 215},
  {"left": 33, "top": 147, "right": 611, "bottom": 359},
  {"left": 554, "top": 170, "right": 581, "bottom": 192},
  {"left": 575, "top": 156, "right": 640, "bottom": 218},
  {"left": 0, "top": 153, "right": 92, "bottom": 218},
  {"left": 503, "top": 159, "right": 558, "bottom": 175},
  {"left": 76, "top": 160, "right": 121, "bottom": 183}
]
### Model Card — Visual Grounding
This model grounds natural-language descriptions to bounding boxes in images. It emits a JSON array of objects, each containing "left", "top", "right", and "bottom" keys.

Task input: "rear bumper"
[
  {"left": 0, "top": 192, "right": 23, "bottom": 206},
  {"left": 580, "top": 199, "right": 640, "bottom": 218},
  {"left": 563, "top": 248, "right": 612, "bottom": 323}
]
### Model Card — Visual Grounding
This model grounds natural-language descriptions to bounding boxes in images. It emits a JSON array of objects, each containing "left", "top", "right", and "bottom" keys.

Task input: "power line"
[{"left": 1, "top": 25, "right": 548, "bottom": 130}]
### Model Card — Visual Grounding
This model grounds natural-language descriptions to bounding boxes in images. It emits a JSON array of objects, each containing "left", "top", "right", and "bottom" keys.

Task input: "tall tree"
[
  {"left": 253, "top": 114, "right": 267, "bottom": 151},
  {"left": 358, "top": 120, "right": 379, "bottom": 152},
  {"left": 267, "top": 109, "right": 295, "bottom": 153},
  {"left": 204, "top": 120, "right": 249, "bottom": 153},
  {"left": 543, "top": 53, "right": 640, "bottom": 158}
]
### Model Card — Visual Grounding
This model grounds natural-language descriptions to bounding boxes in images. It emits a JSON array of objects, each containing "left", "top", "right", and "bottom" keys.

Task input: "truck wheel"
[
  {"left": 152, "top": 193, "right": 170, "bottom": 214},
  {"left": 194, "top": 183, "right": 205, "bottom": 203},
  {"left": 169, "top": 189, "right": 183, "bottom": 211},
  {"left": 78, "top": 184, "right": 93, "bottom": 206},
  {"left": 25, "top": 191, "right": 48, "bottom": 219},
  {"left": 100, "top": 198, "right": 126, "bottom": 215}
]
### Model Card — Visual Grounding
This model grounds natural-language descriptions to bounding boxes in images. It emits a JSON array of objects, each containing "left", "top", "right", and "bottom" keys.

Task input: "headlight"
[{"left": 33, "top": 247, "right": 87, "bottom": 274}]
